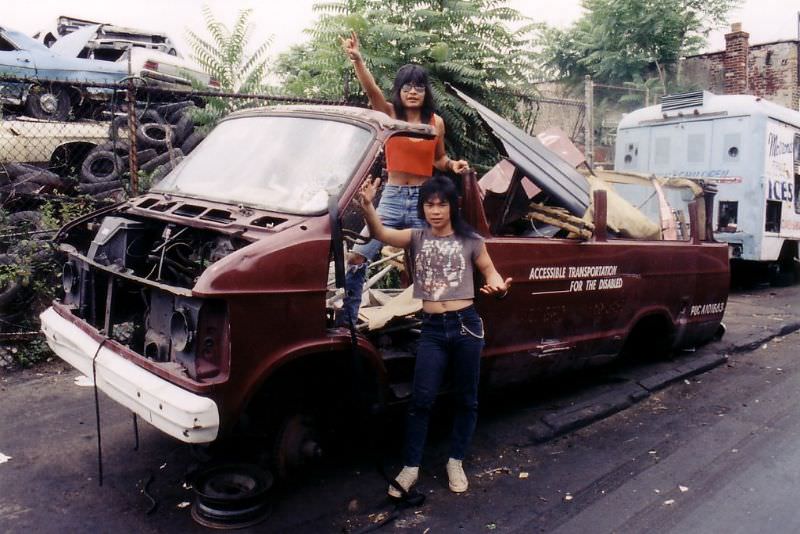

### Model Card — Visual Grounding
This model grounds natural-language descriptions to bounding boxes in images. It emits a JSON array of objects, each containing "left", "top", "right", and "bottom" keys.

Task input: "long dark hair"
[
  {"left": 418, "top": 175, "right": 477, "bottom": 239},
  {"left": 390, "top": 64, "right": 435, "bottom": 123}
]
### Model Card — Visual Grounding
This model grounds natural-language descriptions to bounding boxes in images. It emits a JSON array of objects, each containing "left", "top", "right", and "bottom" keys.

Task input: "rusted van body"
[{"left": 40, "top": 96, "right": 729, "bottom": 471}]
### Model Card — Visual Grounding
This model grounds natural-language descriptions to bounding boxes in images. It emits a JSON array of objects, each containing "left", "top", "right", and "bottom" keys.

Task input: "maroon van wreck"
[{"left": 40, "top": 88, "right": 729, "bottom": 475}]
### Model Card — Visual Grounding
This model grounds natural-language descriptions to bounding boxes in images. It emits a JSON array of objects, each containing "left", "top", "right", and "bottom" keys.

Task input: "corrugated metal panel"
[{"left": 448, "top": 85, "right": 589, "bottom": 216}]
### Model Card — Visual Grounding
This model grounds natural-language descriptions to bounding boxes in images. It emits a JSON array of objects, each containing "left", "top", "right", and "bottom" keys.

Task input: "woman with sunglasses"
[{"left": 339, "top": 31, "right": 470, "bottom": 326}]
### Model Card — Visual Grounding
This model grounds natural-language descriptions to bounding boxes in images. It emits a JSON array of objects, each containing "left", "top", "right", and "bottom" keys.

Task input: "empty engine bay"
[{"left": 58, "top": 213, "right": 246, "bottom": 380}]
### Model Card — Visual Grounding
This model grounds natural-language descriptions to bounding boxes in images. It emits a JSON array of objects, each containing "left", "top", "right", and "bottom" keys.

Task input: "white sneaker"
[
  {"left": 387, "top": 466, "right": 419, "bottom": 498},
  {"left": 446, "top": 458, "right": 468, "bottom": 493}
]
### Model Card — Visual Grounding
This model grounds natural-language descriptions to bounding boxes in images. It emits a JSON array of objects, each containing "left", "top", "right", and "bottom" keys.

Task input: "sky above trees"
[{"left": 1, "top": 0, "right": 797, "bottom": 62}]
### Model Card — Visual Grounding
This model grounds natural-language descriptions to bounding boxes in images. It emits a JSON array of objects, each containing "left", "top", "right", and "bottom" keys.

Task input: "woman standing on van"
[
  {"left": 357, "top": 174, "right": 511, "bottom": 496},
  {"left": 339, "top": 31, "right": 470, "bottom": 325}
]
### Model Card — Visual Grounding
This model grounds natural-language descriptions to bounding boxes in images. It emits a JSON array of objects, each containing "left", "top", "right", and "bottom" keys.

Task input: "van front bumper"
[{"left": 40, "top": 306, "right": 219, "bottom": 443}]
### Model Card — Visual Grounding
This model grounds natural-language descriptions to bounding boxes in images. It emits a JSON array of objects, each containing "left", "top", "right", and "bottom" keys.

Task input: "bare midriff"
[
  {"left": 422, "top": 298, "right": 474, "bottom": 314},
  {"left": 387, "top": 170, "right": 432, "bottom": 186}
]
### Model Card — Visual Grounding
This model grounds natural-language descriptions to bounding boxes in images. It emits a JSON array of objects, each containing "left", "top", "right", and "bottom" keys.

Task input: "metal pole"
[
  {"left": 126, "top": 53, "right": 138, "bottom": 195},
  {"left": 645, "top": 86, "right": 650, "bottom": 107},
  {"left": 584, "top": 75, "right": 594, "bottom": 169}
]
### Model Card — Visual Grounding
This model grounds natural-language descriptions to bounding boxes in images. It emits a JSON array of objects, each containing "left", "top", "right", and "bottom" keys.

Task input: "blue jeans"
[
  {"left": 404, "top": 305, "right": 485, "bottom": 467},
  {"left": 341, "top": 185, "right": 426, "bottom": 325}
]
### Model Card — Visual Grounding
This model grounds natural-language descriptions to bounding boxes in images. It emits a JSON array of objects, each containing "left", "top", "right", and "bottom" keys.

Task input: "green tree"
[
  {"left": 538, "top": 0, "right": 740, "bottom": 93},
  {"left": 276, "top": 0, "right": 539, "bottom": 169},
  {"left": 186, "top": 5, "right": 273, "bottom": 125}
]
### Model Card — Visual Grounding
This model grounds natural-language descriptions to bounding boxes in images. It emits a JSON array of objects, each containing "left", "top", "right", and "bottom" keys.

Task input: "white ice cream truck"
[{"left": 615, "top": 91, "right": 800, "bottom": 282}]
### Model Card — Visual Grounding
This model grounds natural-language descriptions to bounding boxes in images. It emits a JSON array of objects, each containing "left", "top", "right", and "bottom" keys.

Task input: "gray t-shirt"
[{"left": 409, "top": 228, "right": 484, "bottom": 301}]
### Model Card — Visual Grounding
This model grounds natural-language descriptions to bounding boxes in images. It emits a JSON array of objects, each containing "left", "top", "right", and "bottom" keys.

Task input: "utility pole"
[{"left": 584, "top": 75, "right": 594, "bottom": 169}]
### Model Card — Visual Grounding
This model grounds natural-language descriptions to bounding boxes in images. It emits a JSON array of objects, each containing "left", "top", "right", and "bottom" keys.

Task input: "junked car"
[
  {"left": 0, "top": 116, "right": 110, "bottom": 168},
  {"left": 40, "top": 90, "right": 729, "bottom": 477},
  {"left": 0, "top": 26, "right": 124, "bottom": 120},
  {"left": 43, "top": 20, "right": 219, "bottom": 94},
  {"left": 0, "top": 22, "right": 216, "bottom": 121}
]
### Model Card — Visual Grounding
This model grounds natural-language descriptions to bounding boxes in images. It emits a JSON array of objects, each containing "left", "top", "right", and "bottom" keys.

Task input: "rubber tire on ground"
[
  {"left": 0, "top": 181, "right": 40, "bottom": 195},
  {"left": 25, "top": 84, "right": 71, "bottom": 121},
  {"left": 140, "top": 148, "right": 183, "bottom": 173},
  {"left": 76, "top": 180, "right": 124, "bottom": 195},
  {"left": 158, "top": 101, "right": 195, "bottom": 120},
  {"left": 180, "top": 131, "right": 206, "bottom": 155},
  {"left": 7, "top": 211, "right": 42, "bottom": 229},
  {"left": 2, "top": 163, "right": 41, "bottom": 180},
  {"left": 136, "top": 123, "right": 177, "bottom": 152},
  {"left": 16, "top": 171, "right": 63, "bottom": 188},
  {"left": 0, "top": 254, "right": 23, "bottom": 312},
  {"left": 136, "top": 148, "right": 158, "bottom": 165},
  {"left": 95, "top": 139, "right": 131, "bottom": 159},
  {"left": 151, "top": 156, "right": 184, "bottom": 181},
  {"left": 171, "top": 114, "right": 195, "bottom": 146},
  {"left": 108, "top": 110, "right": 164, "bottom": 140},
  {"left": 80, "top": 150, "right": 124, "bottom": 183}
]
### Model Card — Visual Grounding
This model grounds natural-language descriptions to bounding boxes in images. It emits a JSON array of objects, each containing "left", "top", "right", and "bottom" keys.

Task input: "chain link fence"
[
  {"left": 0, "top": 73, "right": 593, "bottom": 363},
  {"left": 0, "top": 74, "right": 355, "bottom": 361}
]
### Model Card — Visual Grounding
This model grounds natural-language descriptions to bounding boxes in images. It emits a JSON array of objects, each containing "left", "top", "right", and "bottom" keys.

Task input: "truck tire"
[
  {"left": 80, "top": 150, "right": 124, "bottom": 183},
  {"left": 140, "top": 149, "right": 183, "bottom": 173},
  {"left": 25, "top": 84, "right": 71, "bottom": 121},
  {"left": 180, "top": 131, "right": 206, "bottom": 155},
  {"left": 136, "top": 123, "right": 177, "bottom": 152}
]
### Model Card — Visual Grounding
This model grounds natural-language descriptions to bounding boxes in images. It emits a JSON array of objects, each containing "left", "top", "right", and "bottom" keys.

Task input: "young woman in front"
[
  {"left": 357, "top": 174, "right": 511, "bottom": 497},
  {"left": 339, "top": 32, "right": 469, "bottom": 325}
]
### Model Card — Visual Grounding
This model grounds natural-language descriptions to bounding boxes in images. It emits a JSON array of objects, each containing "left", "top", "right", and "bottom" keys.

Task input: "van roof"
[{"left": 618, "top": 92, "right": 800, "bottom": 129}]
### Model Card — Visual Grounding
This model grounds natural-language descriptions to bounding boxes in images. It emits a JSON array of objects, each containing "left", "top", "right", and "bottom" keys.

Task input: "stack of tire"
[
  {"left": 79, "top": 101, "right": 206, "bottom": 197},
  {"left": 0, "top": 163, "right": 69, "bottom": 200}
]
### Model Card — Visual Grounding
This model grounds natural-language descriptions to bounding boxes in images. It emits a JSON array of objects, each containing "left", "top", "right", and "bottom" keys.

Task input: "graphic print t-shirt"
[{"left": 409, "top": 228, "right": 483, "bottom": 301}]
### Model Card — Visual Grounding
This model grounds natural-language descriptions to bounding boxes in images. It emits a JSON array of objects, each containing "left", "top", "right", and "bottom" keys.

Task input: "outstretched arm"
[
  {"left": 474, "top": 243, "right": 512, "bottom": 298},
  {"left": 340, "top": 32, "right": 394, "bottom": 117},
  {"left": 432, "top": 116, "right": 470, "bottom": 174},
  {"left": 357, "top": 177, "right": 413, "bottom": 248}
]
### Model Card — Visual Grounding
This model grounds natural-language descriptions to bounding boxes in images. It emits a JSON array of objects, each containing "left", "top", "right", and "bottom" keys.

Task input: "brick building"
[{"left": 680, "top": 23, "right": 800, "bottom": 110}]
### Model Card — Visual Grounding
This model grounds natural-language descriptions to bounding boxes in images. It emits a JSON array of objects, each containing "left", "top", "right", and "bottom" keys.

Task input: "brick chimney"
[{"left": 724, "top": 22, "right": 749, "bottom": 94}]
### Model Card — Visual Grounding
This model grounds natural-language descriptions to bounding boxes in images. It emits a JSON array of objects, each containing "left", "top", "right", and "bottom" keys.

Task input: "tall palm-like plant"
[{"left": 186, "top": 5, "right": 273, "bottom": 125}]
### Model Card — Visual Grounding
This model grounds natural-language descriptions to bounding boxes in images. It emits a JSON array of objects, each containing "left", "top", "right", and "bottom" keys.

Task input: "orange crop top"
[{"left": 385, "top": 115, "right": 437, "bottom": 177}]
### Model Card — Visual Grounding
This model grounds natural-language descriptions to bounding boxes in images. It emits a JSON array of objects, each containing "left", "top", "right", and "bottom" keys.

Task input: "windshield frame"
[{"left": 150, "top": 111, "right": 379, "bottom": 216}]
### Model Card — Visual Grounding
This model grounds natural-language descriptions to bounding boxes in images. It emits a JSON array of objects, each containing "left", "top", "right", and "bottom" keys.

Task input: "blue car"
[{"left": 0, "top": 26, "right": 126, "bottom": 120}]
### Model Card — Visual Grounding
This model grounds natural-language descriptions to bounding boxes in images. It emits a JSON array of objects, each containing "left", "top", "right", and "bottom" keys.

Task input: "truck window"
[
  {"left": 718, "top": 201, "right": 738, "bottom": 232},
  {"left": 765, "top": 200, "right": 782, "bottom": 233},
  {"left": 0, "top": 35, "right": 16, "bottom": 52}
]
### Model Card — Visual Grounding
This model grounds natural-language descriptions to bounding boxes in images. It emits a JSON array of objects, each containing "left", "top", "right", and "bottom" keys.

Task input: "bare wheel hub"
[
  {"left": 273, "top": 414, "right": 323, "bottom": 479},
  {"left": 39, "top": 93, "right": 59, "bottom": 114}
]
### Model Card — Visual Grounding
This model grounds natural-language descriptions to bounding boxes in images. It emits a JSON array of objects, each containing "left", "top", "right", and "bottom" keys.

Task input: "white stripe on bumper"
[{"left": 40, "top": 307, "right": 219, "bottom": 443}]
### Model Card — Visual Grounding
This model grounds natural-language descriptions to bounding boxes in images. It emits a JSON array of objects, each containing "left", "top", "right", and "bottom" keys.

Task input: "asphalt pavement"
[{"left": 0, "top": 283, "right": 797, "bottom": 533}]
